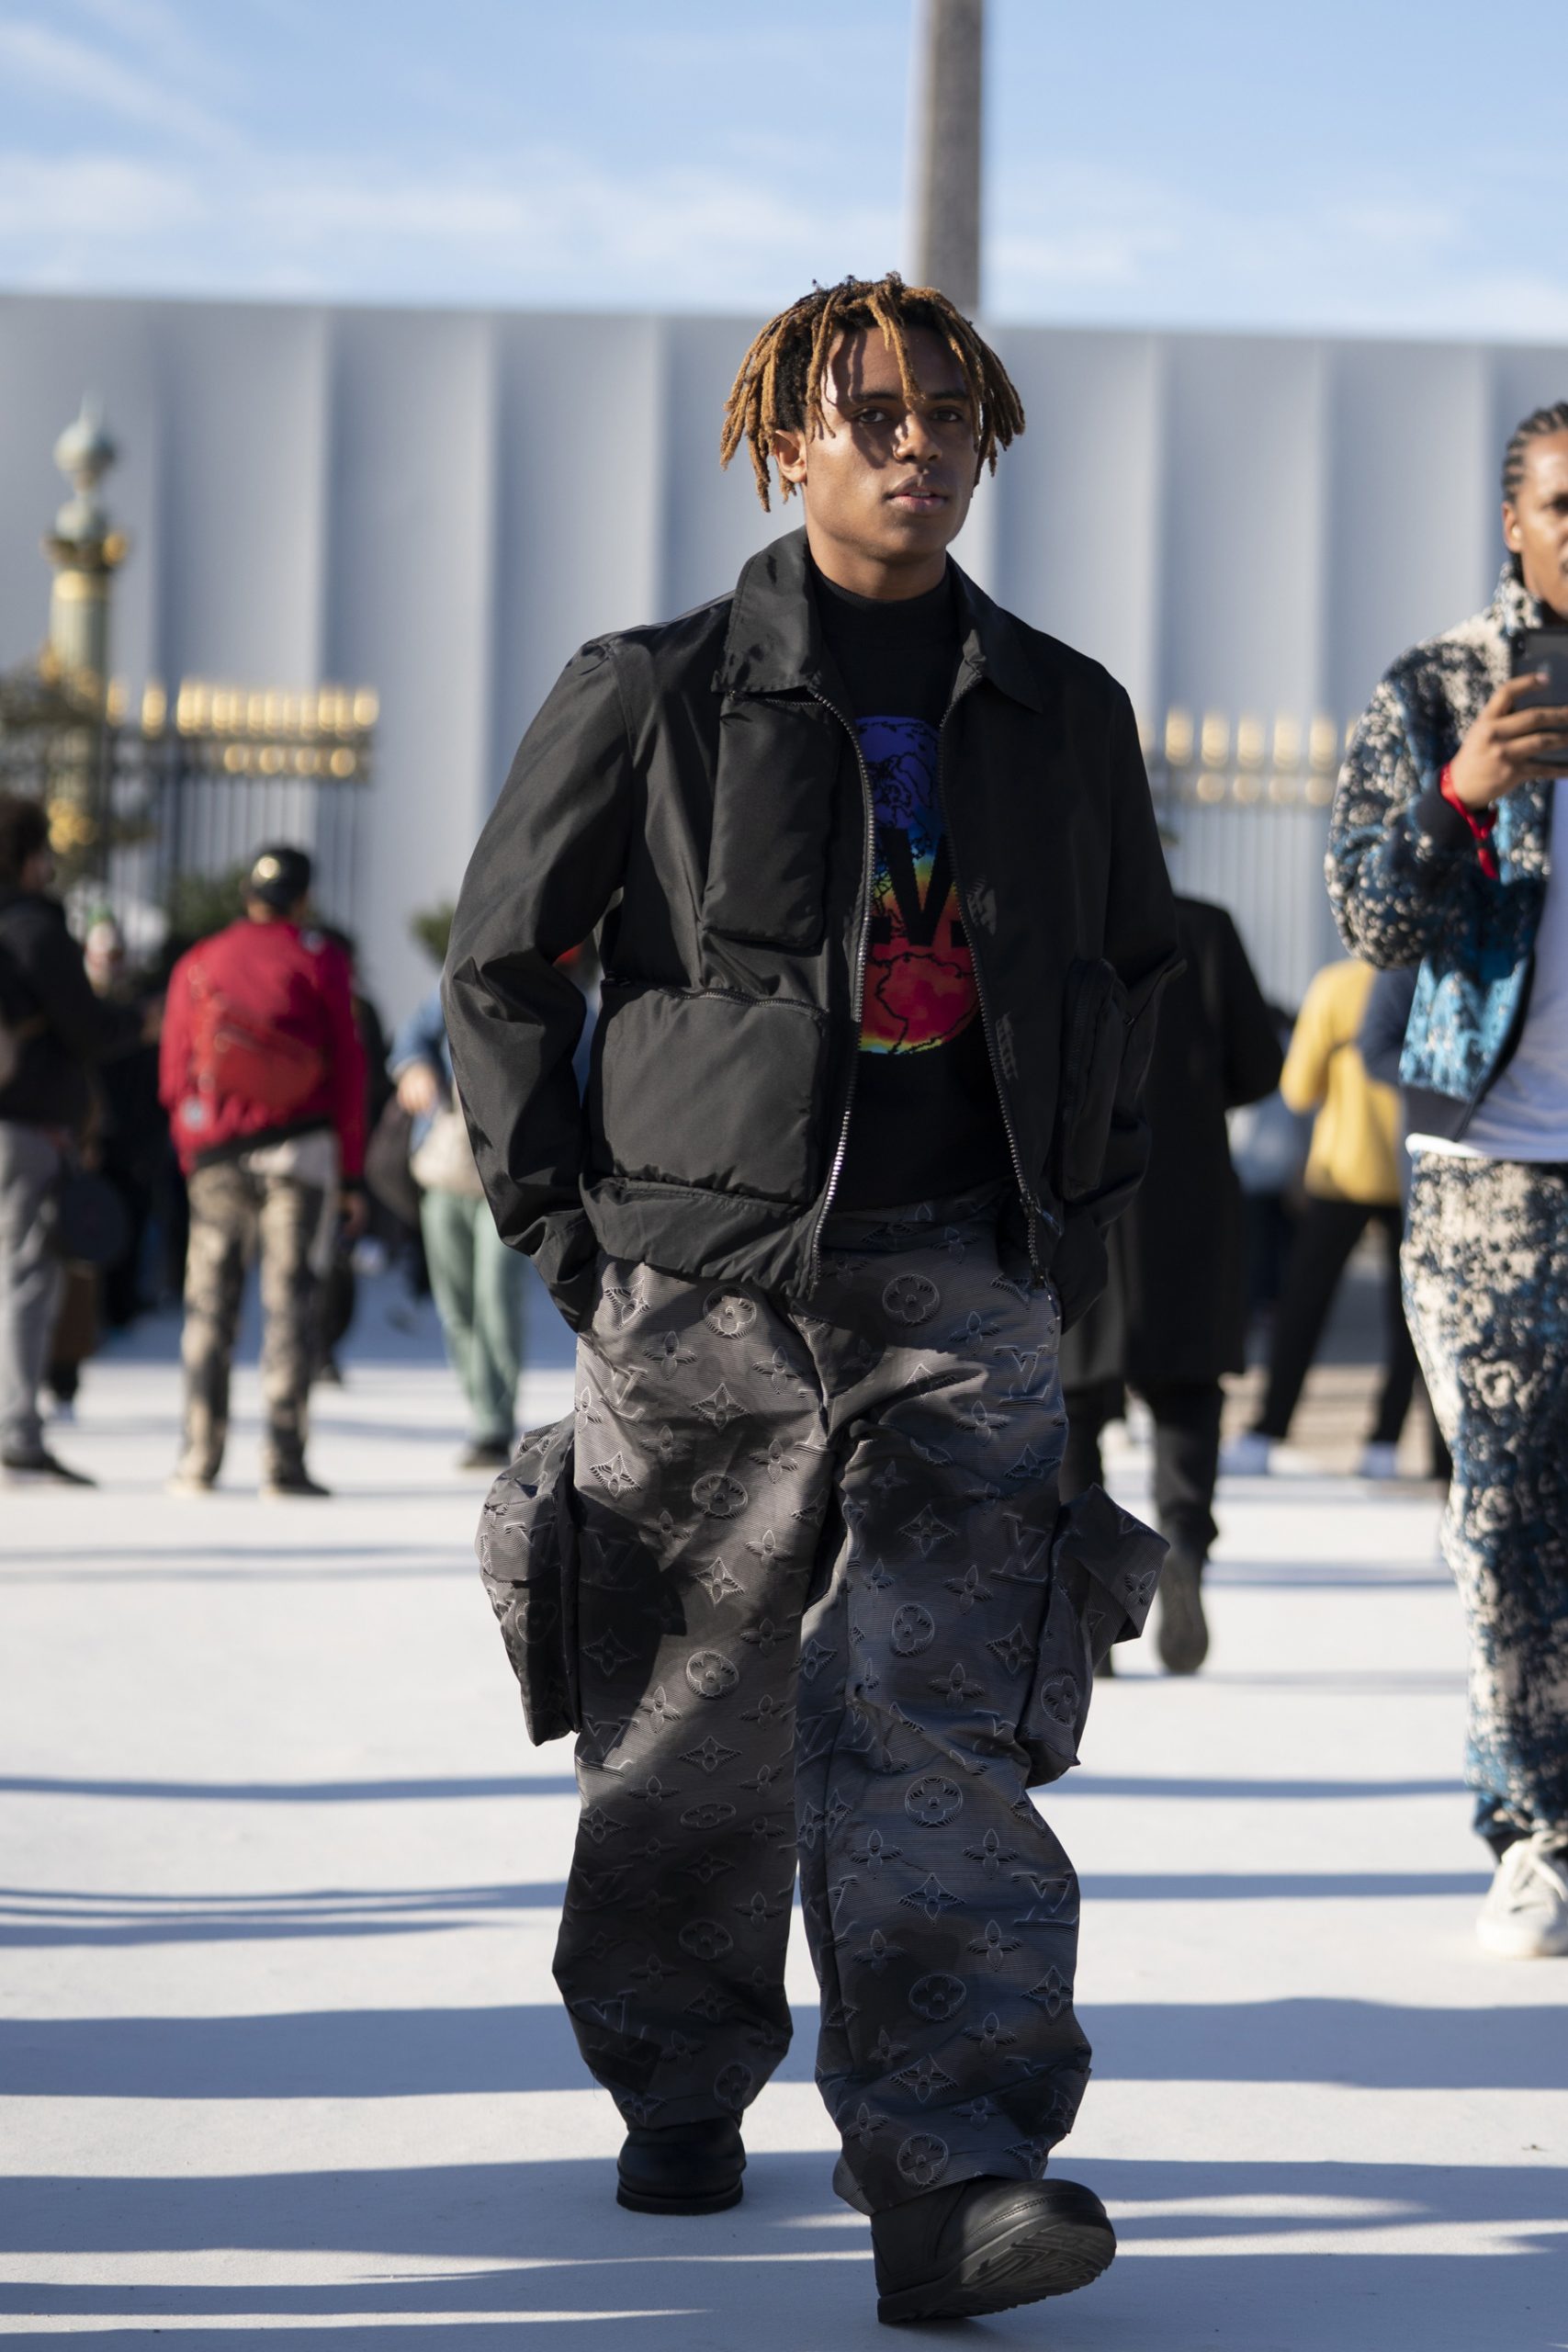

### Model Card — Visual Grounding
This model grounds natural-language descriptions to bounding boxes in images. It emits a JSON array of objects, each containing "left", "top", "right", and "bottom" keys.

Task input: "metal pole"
[{"left": 909, "top": 0, "right": 985, "bottom": 315}]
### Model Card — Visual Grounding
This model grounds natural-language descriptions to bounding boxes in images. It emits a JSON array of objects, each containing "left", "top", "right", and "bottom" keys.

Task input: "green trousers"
[{"left": 419, "top": 1188, "right": 525, "bottom": 1446}]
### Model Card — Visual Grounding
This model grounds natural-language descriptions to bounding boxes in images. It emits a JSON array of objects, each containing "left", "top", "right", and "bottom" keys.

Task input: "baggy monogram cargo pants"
[{"left": 527, "top": 1187, "right": 1147, "bottom": 2214}]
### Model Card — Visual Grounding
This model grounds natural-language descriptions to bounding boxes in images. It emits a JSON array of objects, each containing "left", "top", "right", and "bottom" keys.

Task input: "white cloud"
[
  {"left": 0, "top": 136, "right": 898, "bottom": 314},
  {"left": 984, "top": 154, "right": 1568, "bottom": 345},
  {"left": 0, "top": 14, "right": 231, "bottom": 149},
  {"left": 0, "top": 150, "right": 199, "bottom": 239}
]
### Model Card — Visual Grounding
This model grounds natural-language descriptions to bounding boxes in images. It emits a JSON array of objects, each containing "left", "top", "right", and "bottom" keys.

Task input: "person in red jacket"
[{"left": 160, "top": 846, "right": 366, "bottom": 1497}]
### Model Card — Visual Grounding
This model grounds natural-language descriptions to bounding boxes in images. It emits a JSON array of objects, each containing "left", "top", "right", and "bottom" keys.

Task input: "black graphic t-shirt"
[{"left": 814, "top": 563, "right": 1011, "bottom": 1210}]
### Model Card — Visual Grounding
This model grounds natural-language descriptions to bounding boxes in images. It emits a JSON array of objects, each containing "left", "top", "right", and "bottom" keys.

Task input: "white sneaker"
[
  {"left": 1221, "top": 1430, "right": 1272, "bottom": 1476},
  {"left": 1358, "top": 1441, "right": 1401, "bottom": 1481},
  {"left": 1476, "top": 1836, "right": 1568, "bottom": 1959},
  {"left": 164, "top": 1470, "right": 216, "bottom": 1498}
]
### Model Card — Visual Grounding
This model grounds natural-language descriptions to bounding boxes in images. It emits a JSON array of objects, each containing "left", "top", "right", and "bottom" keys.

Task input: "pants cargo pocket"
[
  {"left": 1021, "top": 1485, "right": 1167, "bottom": 1786},
  {"left": 476, "top": 1416, "right": 581, "bottom": 1745}
]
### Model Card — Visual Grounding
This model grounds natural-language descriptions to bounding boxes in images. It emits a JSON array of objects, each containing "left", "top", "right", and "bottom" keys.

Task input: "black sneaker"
[
  {"left": 616, "top": 2117, "right": 745, "bottom": 2214},
  {"left": 260, "top": 1468, "right": 332, "bottom": 1499},
  {"left": 457, "top": 1439, "right": 513, "bottom": 1472},
  {"left": 873, "top": 2176, "right": 1115, "bottom": 2325},
  {"left": 1, "top": 1448, "right": 96, "bottom": 1487},
  {"left": 1156, "top": 1550, "right": 1210, "bottom": 1674}
]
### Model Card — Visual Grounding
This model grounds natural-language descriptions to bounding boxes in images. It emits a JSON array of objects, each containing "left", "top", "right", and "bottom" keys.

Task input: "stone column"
[{"left": 909, "top": 0, "right": 985, "bottom": 315}]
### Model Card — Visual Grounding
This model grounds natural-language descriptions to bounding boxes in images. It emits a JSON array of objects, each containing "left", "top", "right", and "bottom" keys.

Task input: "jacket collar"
[
  {"left": 1493, "top": 557, "right": 1544, "bottom": 641},
  {"left": 716, "top": 525, "right": 1045, "bottom": 714}
]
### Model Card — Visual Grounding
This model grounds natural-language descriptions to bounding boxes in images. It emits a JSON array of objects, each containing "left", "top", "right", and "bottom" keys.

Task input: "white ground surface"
[{"left": 2, "top": 1274, "right": 1565, "bottom": 2348}]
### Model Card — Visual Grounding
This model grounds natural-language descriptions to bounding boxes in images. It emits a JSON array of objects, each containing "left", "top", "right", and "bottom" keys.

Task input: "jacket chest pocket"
[{"left": 701, "top": 697, "right": 840, "bottom": 953}]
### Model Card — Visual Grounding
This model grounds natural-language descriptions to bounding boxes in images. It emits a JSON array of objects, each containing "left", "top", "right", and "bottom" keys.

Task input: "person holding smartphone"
[{"left": 1328, "top": 399, "right": 1568, "bottom": 1960}]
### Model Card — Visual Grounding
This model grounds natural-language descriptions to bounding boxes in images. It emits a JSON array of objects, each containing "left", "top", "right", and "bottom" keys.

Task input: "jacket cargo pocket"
[
  {"left": 701, "top": 698, "right": 837, "bottom": 951},
  {"left": 476, "top": 1416, "right": 580, "bottom": 1746},
  {"left": 592, "top": 978, "right": 825, "bottom": 1204},
  {"left": 1021, "top": 1485, "right": 1167, "bottom": 1786},
  {"left": 1053, "top": 958, "right": 1131, "bottom": 1204}
]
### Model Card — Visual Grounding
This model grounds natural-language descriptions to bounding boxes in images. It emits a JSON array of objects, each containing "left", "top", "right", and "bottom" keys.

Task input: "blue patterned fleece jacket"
[{"left": 1326, "top": 561, "right": 1553, "bottom": 1141}]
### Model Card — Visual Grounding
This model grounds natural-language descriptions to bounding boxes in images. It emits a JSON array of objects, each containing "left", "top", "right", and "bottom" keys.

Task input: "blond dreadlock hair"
[{"left": 719, "top": 272, "right": 1025, "bottom": 511}]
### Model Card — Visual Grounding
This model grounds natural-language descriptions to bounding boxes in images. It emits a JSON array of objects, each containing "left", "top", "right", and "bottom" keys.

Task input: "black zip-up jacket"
[
  {"left": 0, "top": 887, "right": 142, "bottom": 1131},
  {"left": 445, "top": 529, "right": 1179, "bottom": 1330}
]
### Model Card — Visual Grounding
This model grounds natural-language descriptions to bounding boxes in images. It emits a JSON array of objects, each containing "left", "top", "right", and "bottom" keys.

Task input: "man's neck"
[{"left": 803, "top": 518, "right": 948, "bottom": 603}]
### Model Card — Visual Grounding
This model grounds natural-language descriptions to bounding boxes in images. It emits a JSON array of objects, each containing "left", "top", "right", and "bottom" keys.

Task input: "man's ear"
[
  {"left": 1504, "top": 500, "right": 1522, "bottom": 552},
  {"left": 773, "top": 425, "right": 808, "bottom": 491}
]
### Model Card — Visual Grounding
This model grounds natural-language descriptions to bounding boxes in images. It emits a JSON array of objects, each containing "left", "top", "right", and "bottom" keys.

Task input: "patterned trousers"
[
  {"left": 1404, "top": 1157, "right": 1568, "bottom": 1849},
  {"left": 179, "top": 1159, "right": 325, "bottom": 1481},
  {"left": 551, "top": 1190, "right": 1102, "bottom": 2214}
]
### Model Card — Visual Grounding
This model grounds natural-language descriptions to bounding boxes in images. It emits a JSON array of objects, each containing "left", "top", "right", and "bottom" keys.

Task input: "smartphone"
[{"left": 1512, "top": 627, "right": 1568, "bottom": 709}]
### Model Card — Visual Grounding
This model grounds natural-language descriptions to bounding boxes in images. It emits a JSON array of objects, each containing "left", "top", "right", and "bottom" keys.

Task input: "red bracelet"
[{"left": 1438, "top": 763, "right": 1499, "bottom": 878}]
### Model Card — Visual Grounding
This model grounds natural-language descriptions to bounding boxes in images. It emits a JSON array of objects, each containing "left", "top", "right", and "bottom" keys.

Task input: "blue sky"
[{"left": 1, "top": 0, "right": 1563, "bottom": 339}]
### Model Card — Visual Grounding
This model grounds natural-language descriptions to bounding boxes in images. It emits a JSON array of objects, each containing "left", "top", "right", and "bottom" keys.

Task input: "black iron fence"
[
  {"left": 1143, "top": 707, "right": 1345, "bottom": 1008},
  {"left": 0, "top": 675, "right": 375, "bottom": 957}
]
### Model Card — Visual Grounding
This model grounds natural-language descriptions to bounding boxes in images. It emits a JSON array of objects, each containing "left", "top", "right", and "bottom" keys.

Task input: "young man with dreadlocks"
[
  {"left": 1330, "top": 400, "right": 1568, "bottom": 1961},
  {"left": 446, "top": 274, "right": 1178, "bottom": 2324}
]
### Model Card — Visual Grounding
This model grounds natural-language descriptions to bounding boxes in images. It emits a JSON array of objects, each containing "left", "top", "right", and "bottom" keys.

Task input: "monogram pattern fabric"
[
  {"left": 547, "top": 1192, "right": 1105, "bottom": 2214},
  {"left": 1404, "top": 1157, "right": 1568, "bottom": 1849}
]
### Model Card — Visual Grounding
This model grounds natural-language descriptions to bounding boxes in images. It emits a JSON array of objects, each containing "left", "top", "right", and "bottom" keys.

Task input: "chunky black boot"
[
  {"left": 1156, "top": 1548, "right": 1210, "bottom": 1674},
  {"left": 615, "top": 2116, "right": 745, "bottom": 2214},
  {"left": 872, "top": 2176, "right": 1115, "bottom": 2324}
]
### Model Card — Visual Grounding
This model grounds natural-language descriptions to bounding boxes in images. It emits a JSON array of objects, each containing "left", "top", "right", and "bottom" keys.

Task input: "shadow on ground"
[
  {"left": 2, "top": 1996, "right": 1561, "bottom": 2098},
  {"left": 1, "top": 2154, "right": 1563, "bottom": 2351}
]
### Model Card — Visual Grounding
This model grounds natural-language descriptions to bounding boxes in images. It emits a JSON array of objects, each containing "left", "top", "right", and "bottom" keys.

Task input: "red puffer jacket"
[{"left": 160, "top": 917, "right": 367, "bottom": 1179}]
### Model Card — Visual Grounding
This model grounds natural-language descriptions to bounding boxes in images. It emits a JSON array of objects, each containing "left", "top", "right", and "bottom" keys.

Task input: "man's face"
[
  {"left": 773, "top": 324, "right": 979, "bottom": 591},
  {"left": 1505, "top": 431, "right": 1568, "bottom": 620}
]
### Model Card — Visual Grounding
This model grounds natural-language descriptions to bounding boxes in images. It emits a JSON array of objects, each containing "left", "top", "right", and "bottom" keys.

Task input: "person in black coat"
[
  {"left": 1060, "top": 893, "right": 1281, "bottom": 1672},
  {"left": 0, "top": 796, "right": 149, "bottom": 1482}
]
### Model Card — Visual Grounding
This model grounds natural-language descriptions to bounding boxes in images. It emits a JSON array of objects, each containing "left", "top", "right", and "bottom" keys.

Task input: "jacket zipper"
[
  {"left": 806, "top": 684, "right": 877, "bottom": 1290},
  {"left": 933, "top": 663, "right": 1050, "bottom": 1281}
]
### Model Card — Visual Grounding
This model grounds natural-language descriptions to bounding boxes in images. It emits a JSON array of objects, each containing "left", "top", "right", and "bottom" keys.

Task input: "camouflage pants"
[
  {"left": 555, "top": 1189, "right": 1102, "bottom": 2215},
  {"left": 1404, "top": 1156, "right": 1568, "bottom": 1849},
  {"left": 179, "top": 1159, "right": 325, "bottom": 1481}
]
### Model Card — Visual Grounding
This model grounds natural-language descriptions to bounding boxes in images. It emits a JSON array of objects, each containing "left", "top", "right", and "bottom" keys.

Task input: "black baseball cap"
[{"left": 247, "top": 845, "right": 312, "bottom": 910}]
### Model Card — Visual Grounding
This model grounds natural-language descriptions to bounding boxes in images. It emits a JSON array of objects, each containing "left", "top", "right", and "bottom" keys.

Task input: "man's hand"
[
  {"left": 396, "top": 1062, "right": 441, "bottom": 1115},
  {"left": 339, "top": 1187, "right": 369, "bottom": 1243},
  {"left": 1447, "top": 673, "right": 1568, "bottom": 809}
]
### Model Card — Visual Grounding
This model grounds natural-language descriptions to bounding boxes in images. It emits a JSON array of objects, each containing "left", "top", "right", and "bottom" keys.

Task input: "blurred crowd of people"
[{"left": 0, "top": 814, "right": 596, "bottom": 1494}]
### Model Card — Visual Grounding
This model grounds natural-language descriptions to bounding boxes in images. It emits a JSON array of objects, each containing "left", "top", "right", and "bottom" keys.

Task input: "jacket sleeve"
[
  {"left": 1051, "top": 685, "right": 1180, "bottom": 1328},
  {"left": 389, "top": 988, "right": 449, "bottom": 1082},
  {"left": 158, "top": 959, "right": 191, "bottom": 1113},
  {"left": 24, "top": 908, "right": 141, "bottom": 1067},
  {"left": 1358, "top": 964, "right": 1417, "bottom": 1092},
  {"left": 321, "top": 942, "right": 367, "bottom": 1181},
  {"left": 1210, "top": 908, "right": 1283, "bottom": 1109},
  {"left": 1326, "top": 675, "right": 1483, "bottom": 969},
  {"left": 444, "top": 641, "right": 633, "bottom": 1329},
  {"left": 1279, "top": 967, "right": 1337, "bottom": 1116}
]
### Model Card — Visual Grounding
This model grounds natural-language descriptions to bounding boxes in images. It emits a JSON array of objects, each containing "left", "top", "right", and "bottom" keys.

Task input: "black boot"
[
  {"left": 616, "top": 2116, "right": 745, "bottom": 2215},
  {"left": 1156, "top": 1548, "right": 1209, "bottom": 1674},
  {"left": 872, "top": 2175, "right": 1115, "bottom": 2324}
]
